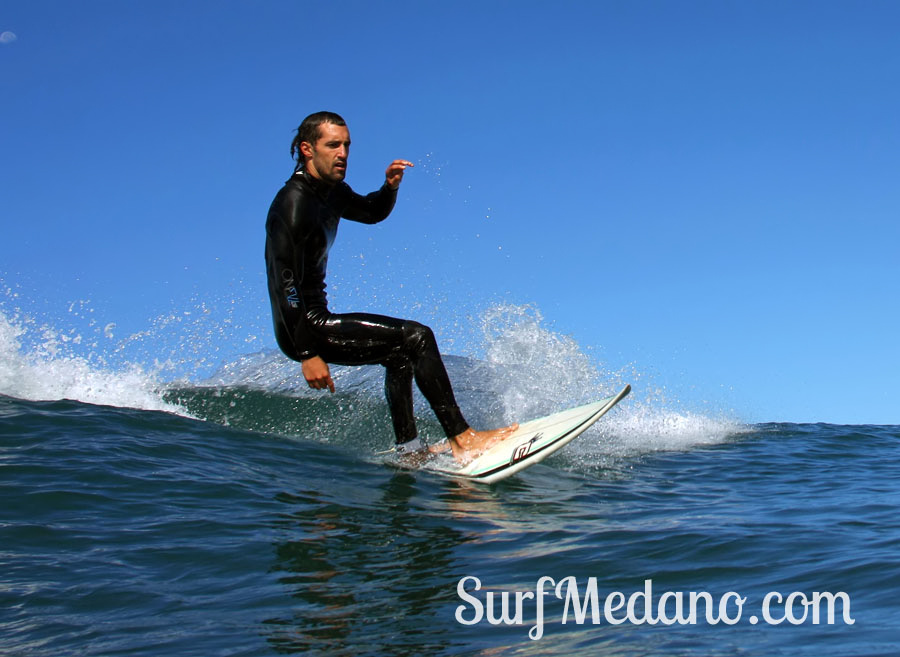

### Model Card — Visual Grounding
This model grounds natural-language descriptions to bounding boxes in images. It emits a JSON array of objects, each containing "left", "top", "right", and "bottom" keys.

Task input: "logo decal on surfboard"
[{"left": 510, "top": 433, "right": 542, "bottom": 464}]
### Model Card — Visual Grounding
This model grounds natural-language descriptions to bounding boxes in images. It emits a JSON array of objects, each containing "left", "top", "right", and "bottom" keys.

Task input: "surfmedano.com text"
[{"left": 455, "top": 576, "right": 855, "bottom": 640}]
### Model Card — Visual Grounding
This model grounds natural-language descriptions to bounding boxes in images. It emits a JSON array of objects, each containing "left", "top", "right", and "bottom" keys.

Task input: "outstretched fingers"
[{"left": 385, "top": 159, "right": 414, "bottom": 189}]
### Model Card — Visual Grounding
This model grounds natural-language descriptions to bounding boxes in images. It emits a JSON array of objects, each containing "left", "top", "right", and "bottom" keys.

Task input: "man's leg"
[
  {"left": 308, "top": 309, "right": 517, "bottom": 461},
  {"left": 308, "top": 311, "right": 466, "bottom": 441},
  {"left": 383, "top": 359, "right": 416, "bottom": 444}
]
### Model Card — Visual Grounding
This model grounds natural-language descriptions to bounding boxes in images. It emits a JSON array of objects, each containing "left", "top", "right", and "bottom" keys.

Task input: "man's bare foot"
[{"left": 448, "top": 423, "right": 519, "bottom": 464}]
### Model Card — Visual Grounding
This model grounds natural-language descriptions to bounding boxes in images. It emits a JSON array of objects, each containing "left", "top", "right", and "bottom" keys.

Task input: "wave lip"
[
  {"left": 0, "top": 310, "right": 180, "bottom": 414},
  {"left": 1, "top": 301, "right": 745, "bottom": 469}
]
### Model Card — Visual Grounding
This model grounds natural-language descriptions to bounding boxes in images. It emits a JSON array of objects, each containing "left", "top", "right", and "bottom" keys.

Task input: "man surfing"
[{"left": 264, "top": 111, "right": 517, "bottom": 463}]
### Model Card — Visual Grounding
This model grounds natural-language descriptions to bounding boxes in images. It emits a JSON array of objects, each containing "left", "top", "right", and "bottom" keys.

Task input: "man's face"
[{"left": 303, "top": 122, "right": 350, "bottom": 184}]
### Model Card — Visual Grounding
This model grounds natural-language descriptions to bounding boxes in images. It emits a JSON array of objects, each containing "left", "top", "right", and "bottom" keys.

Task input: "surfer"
[{"left": 264, "top": 111, "right": 517, "bottom": 463}]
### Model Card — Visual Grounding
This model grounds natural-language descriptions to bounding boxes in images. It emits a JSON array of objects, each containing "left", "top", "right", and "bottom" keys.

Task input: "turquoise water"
[{"left": 1, "top": 306, "right": 897, "bottom": 656}]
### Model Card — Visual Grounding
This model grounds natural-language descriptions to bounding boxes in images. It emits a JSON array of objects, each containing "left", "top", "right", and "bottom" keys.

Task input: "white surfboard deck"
[{"left": 432, "top": 384, "right": 631, "bottom": 483}]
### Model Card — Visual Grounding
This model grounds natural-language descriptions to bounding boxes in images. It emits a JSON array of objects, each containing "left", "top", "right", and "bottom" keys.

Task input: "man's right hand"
[
  {"left": 302, "top": 356, "right": 335, "bottom": 393},
  {"left": 385, "top": 159, "right": 414, "bottom": 190}
]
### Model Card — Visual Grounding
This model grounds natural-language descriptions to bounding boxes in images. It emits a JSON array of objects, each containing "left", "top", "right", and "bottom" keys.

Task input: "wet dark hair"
[{"left": 290, "top": 111, "right": 347, "bottom": 169}]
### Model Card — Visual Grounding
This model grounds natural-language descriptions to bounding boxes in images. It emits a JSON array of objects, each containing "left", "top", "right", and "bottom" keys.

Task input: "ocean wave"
[{"left": 0, "top": 301, "right": 745, "bottom": 464}]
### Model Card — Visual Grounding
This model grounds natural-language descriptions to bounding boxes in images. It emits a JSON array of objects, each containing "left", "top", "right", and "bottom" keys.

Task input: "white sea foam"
[
  {"left": 0, "top": 308, "right": 181, "bottom": 413},
  {"left": 0, "top": 276, "right": 270, "bottom": 415},
  {"left": 0, "top": 289, "right": 744, "bottom": 457},
  {"left": 473, "top": 303, "right": 746, "bottom": 458}
]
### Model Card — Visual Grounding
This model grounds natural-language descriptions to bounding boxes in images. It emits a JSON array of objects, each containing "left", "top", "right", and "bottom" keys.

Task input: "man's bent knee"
[{"left": 401, "top": 321, "right": 438, "bottom": 356}]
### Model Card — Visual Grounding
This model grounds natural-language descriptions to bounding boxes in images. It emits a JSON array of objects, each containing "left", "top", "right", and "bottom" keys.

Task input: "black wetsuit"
[{"left": 264, "top": 169, "right": 469, "bottom": 445}]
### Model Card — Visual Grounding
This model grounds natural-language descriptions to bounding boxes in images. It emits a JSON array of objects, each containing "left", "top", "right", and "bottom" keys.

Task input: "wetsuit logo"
[
  {"left": 281, "top": 269, "right": 300, "bottom": 309},
  {"left": 511, "top": 433, "right": 541, "bottom": 465}
]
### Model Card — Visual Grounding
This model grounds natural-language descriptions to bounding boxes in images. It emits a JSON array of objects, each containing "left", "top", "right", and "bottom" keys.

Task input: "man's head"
[{"left": 291, "top": 111, "right": 350, "bottom": 184}]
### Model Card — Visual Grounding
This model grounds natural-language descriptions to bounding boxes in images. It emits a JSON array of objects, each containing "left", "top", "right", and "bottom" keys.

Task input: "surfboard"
[{"left": 433, "top": 384, "right": 631, "bottom": 483}]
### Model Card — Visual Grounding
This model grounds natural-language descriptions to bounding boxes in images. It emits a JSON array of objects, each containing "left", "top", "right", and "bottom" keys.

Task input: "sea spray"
[
  {"left": 469, "top": 303, "right": 746, "bottom": 466},
  {"left": 0, "top": 284, "right": 744, "bottom": 467},
  {"left": 0, "top": 278, "right": 269, "bottom": 414},
  {"left": 0, "top": 308, "right": 179, "bottom": 412},
  {"left": 477, "top": 303, "right": 615, "bottom": 415}
]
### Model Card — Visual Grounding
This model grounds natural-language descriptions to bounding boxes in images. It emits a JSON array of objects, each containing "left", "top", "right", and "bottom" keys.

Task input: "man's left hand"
[{"left": 385, "top": 160, "right": 414, "bottom": 190}]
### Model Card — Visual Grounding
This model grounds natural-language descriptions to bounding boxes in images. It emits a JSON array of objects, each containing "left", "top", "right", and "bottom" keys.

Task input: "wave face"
[{"left": 0, "top": 299, "right": 743, "bottom": 465}]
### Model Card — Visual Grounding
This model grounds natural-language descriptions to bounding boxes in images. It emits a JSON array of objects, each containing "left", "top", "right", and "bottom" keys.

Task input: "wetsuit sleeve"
[
  {"left": 337, "top": 182, "right": 398, "bottom": 224},
  {"left": 266, "top": 198, "right": 319, "bottom": 360}
]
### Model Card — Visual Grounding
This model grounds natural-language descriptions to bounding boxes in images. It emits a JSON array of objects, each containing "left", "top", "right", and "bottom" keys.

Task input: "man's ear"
[{"left": 299, "top": 141, "right": 314, "bottom": 161}]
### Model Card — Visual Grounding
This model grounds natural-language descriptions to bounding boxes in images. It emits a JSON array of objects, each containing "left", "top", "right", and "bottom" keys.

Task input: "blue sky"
[{"left": 2, "top": 1, "right": 898, "bottom": 424}]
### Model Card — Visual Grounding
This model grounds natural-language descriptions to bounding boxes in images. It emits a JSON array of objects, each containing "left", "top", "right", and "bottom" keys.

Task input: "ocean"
[{"left": 1, "top": 303, "right": 897, "bottom": 656}]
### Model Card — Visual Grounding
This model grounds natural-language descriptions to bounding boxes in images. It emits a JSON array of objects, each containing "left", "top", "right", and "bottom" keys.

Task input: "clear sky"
[{"left": 2, "top": 1, "right": 898, "bottom": 424}]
